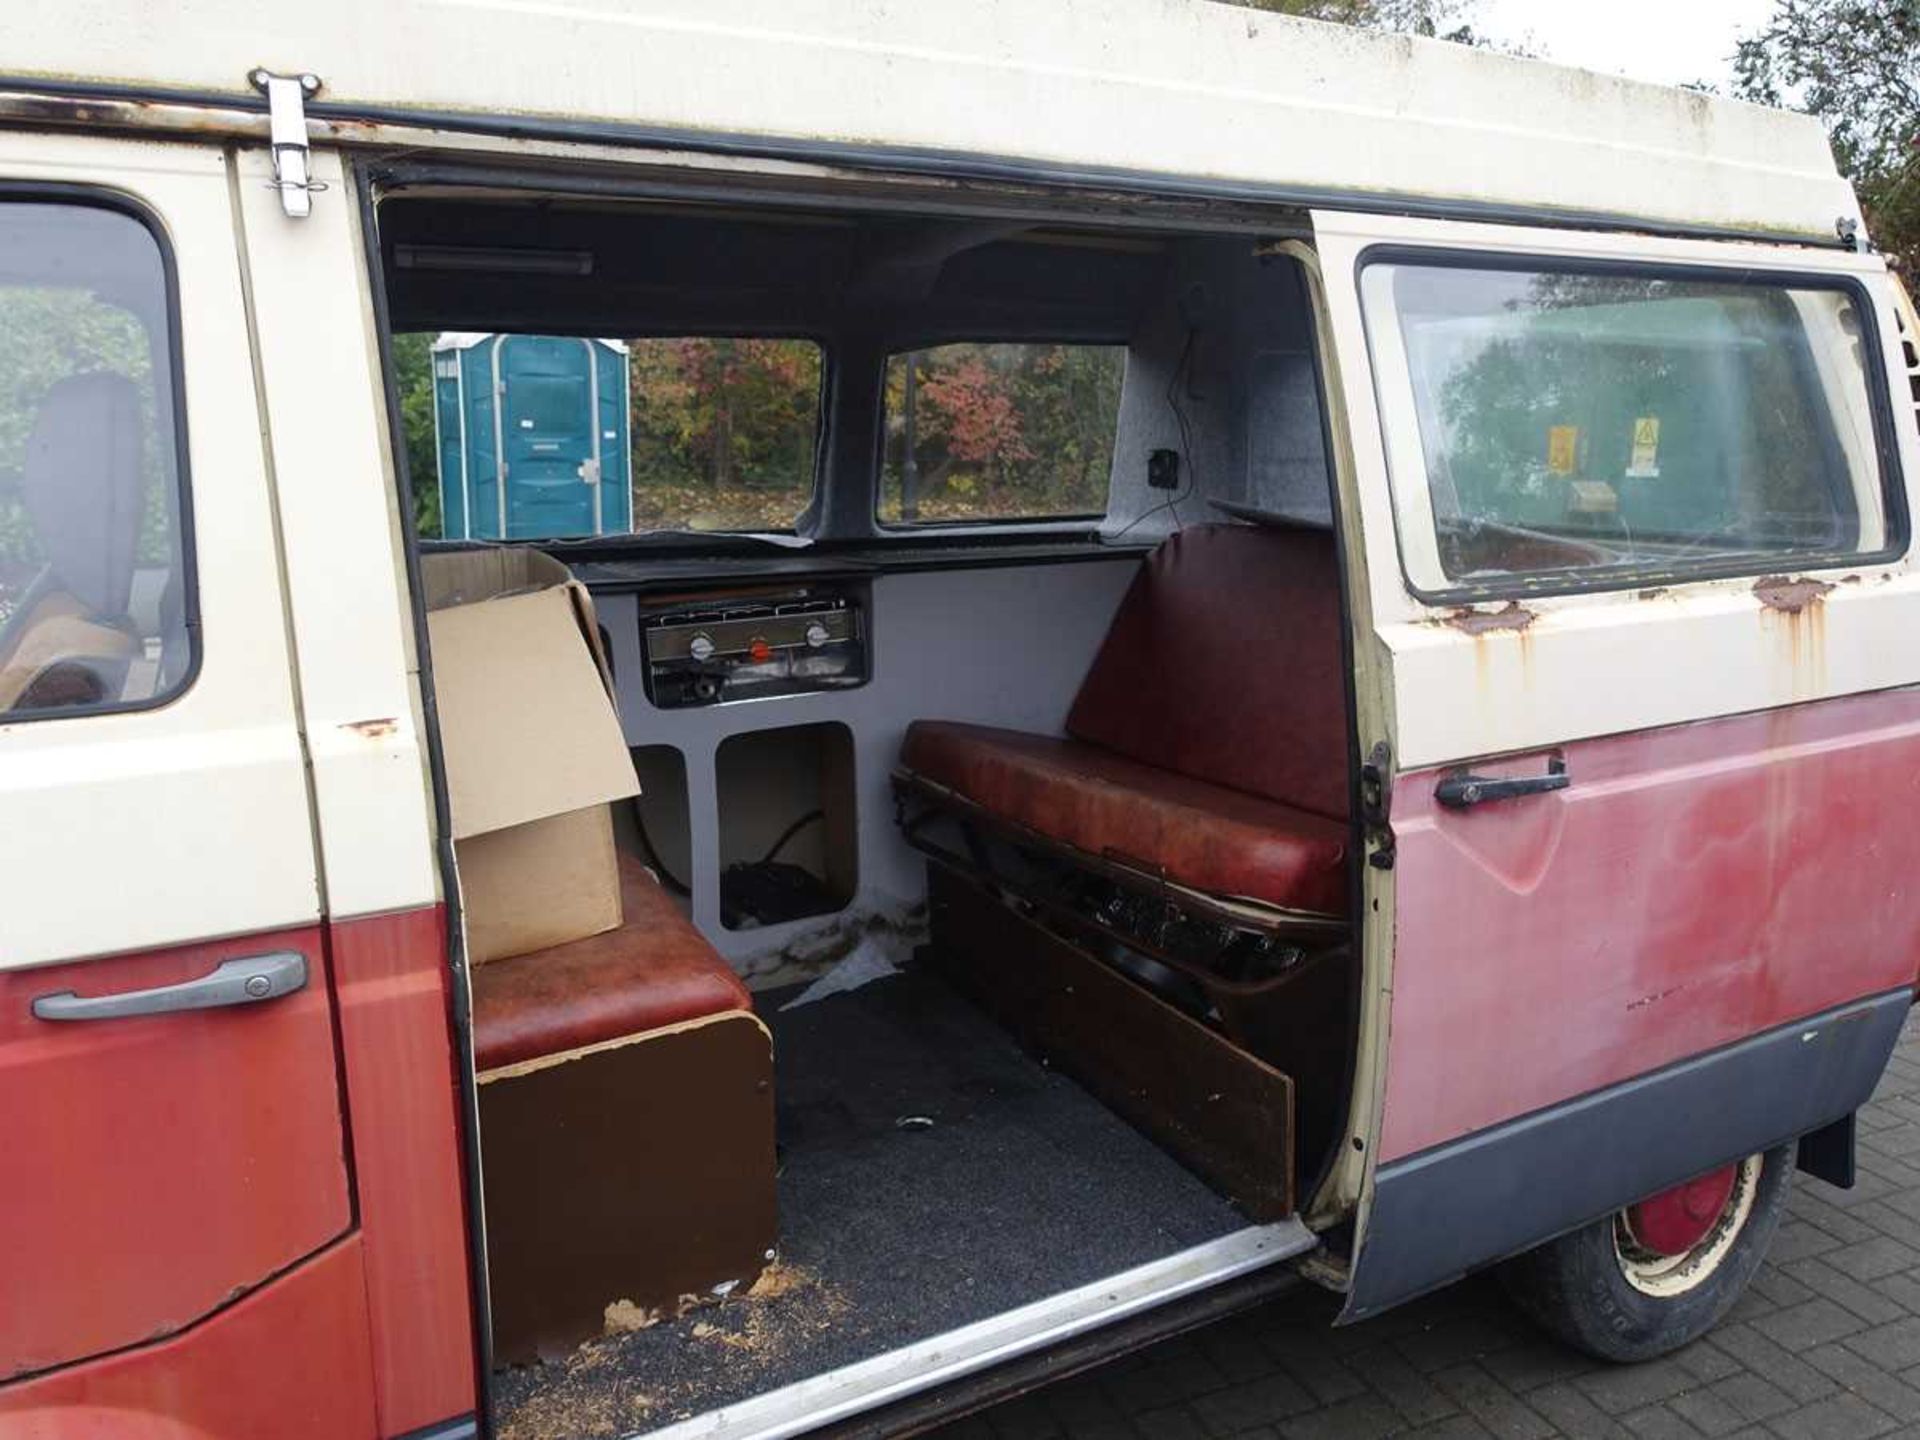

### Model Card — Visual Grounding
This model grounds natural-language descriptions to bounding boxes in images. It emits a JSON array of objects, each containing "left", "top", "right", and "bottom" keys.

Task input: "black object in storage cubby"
[{"left": 716, "top": 721, "right": 857, "bottom": 930}]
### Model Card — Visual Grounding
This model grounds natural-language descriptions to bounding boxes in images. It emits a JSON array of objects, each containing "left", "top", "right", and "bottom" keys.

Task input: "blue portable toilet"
[{"left": 432, "top": 334, "right": 631, "bottom": 540}]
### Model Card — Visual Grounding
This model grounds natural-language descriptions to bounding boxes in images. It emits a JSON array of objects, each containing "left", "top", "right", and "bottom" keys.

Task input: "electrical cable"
[
  {"left": 1112, "top": 323, "right": 1199, "bottom": 541},
  {"left": 631, "top": 797, "right": 693, "bottom": 896},
  {"left": 761, "top": 808, "right": 826, "bottom": 864}
]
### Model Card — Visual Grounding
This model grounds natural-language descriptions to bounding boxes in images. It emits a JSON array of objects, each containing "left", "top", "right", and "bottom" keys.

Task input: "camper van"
[{"left": 2, "top": 3, "right": 1918, "bottom": 1437}]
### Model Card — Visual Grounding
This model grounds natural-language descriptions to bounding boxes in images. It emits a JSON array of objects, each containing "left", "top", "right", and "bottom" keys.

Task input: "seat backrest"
[
  {"left": 0, "top": 373, "right": 147, "bottom": 712},
  {"left": 1066, "top": 521, "right": 1349, "bottom": 819}
]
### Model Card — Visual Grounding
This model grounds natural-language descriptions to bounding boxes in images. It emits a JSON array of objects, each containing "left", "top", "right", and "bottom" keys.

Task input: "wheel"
[{"left": 1499, "top": 1145, "right": 1793, "bottom": 1362}]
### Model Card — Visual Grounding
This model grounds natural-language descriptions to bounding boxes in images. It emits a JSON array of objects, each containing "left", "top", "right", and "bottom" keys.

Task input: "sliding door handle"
[
  {"left": 1435, "top": 757, "right": 1569, "bottom": 810},
  {"left": 32, "top": 952, "right": 307, "bottom": 1022}
]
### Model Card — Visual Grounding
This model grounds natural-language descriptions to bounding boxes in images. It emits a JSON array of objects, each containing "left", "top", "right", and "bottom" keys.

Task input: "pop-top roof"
[{"left": 0, "top": 0, "right": 1860, "bottom": 244}]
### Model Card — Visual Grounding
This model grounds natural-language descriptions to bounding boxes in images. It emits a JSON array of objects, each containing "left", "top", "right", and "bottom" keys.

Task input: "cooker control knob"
[
  {"left": 688, "top": 632, "right": 715, "bottom": 662},
  {"left": 805, "top": 622, "right": 831, "bottom": 648}
]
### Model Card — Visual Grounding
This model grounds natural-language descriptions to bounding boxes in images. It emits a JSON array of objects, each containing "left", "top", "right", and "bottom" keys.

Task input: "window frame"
[
  {"left": 1355, "top": 244, "right": 1910, "bottom": 605},
  {"left": 0, "top": 184, "right": 200, "bottom": 725},
  {"left": 873, "top": 336, "right": 1129, "bottom": 533}
]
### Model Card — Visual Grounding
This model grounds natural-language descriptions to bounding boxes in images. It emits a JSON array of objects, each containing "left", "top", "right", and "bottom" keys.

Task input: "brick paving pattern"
[{"left": 938, "top": 1009, "right": 1920, "bottom": 1439}]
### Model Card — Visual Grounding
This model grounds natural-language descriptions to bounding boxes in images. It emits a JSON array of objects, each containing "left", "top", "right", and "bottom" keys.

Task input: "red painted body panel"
[
  {"left": 329, "top": 905, "right": 478, "bottom": 1436},
  {"left": 1381, "top": 687, "right": 1920, "bottom": 1162},
  {"left": 0, "top": 926, "right": 351, "bottom": 1380},
  {"left": 0, "top": 1237, "right": 378, "bottom": 1440}
]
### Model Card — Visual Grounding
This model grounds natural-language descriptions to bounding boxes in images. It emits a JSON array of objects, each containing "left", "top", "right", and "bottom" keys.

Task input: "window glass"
[
  {"left": 1362, "top": 261, "right": 1890, "bottom": 592},
  {"left": 880, "top": 342, "right": 1125, "bottom": 524},
  {"left": 0, "top": 203, "right": 188, "bottom": 719},
  {"left": 395, "top": 333, "right": 821, "bottom": 539}
]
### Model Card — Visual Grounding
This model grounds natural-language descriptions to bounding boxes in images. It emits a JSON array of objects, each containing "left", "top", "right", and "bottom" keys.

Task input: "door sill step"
[{"left": 636, "top": 1220, "right": 1317, "bottom": 1440}]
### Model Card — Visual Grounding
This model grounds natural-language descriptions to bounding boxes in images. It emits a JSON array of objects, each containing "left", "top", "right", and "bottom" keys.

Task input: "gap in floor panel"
[{"left": 490, "top": 963, "right": 1249, "bottom": 1439}]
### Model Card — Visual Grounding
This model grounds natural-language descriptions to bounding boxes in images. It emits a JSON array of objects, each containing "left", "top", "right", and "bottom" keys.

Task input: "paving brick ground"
[{"left": 938, "top": 1009, "right": 1920, "bottom": 1440}]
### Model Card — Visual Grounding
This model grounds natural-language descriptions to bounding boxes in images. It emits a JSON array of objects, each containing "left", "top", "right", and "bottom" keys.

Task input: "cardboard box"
[{"left": 423, "top": 548, "right": 640, "bottom": 964}]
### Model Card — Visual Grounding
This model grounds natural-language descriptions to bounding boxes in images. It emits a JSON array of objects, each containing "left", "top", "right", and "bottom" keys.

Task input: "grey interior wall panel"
[
  {"left": 1105, "top": 240, "right": 1331, "bottom": 540},
  {"left": 595, "top": 556, "right": 1141, "bottom": 974}
]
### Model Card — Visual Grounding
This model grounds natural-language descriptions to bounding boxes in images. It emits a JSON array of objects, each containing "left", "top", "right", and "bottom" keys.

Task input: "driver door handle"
[
  {"left": 1435, "top": 757, "right": 1570, "bottom": 809},
  {"left": 31, "top": 952, "right": 307, "bottom": 1022}
]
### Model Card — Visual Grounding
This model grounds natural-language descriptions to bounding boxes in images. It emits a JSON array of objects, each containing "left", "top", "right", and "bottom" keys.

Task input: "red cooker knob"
[{"left": 749, "top": 638, "right": 773, "bottom": 663}]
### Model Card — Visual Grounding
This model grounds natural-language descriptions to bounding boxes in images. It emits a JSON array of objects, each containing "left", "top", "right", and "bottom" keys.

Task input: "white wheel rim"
[{"left": 1612, "top": 1154, "right": 1762, "bottom": 1298}]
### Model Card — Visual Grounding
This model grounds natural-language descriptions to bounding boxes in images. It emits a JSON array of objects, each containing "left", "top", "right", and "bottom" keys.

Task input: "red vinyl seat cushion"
[
  {"left": 898, "top": 523, "right": 1352, "bottom": 917},
  {"left": 900, "top": 720, "right": 1349, "bottom": 915},
  {"left": 472, "top": 856, "right": 752, "bottom": 1073}
]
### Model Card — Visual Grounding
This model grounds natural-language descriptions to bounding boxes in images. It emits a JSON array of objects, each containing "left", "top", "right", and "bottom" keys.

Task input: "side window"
[
  {"left": 395, "top": 332, "right": 823, "bottom": 540},
  {"left": 0, "top": 201, "right": 190, "bottom": 719},
  {"left": 1361, "top": 258, "right": 1897, "bottom": 594},
  {"left": 879, "top": 342, "right": 1125, "bottom": 525}
]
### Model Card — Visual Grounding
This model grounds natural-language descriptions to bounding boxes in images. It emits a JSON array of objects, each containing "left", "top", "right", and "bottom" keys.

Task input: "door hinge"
[
  {"left": 1359, "top": 739, "right": 1396, "bottom": 871},
  {"left": 249, "top": 69, "right": 325, "bottom": 219}
]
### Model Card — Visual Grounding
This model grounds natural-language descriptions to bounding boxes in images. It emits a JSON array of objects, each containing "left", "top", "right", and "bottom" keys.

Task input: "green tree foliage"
[
  {"left": 1734, "top": 0, "right": 1920, "bottom": 273},
  {"left": 1229, "top": 0, "right": 1482, "bottom": 44},
  {"left": 388, "top": 331, "right": 442, "bottom": 538},
  {"left": 627, "top": 338, "right": 821, "bottom": 530},
  {"left": 880, "top": 344, "right": 1124, "bottom": 523}
]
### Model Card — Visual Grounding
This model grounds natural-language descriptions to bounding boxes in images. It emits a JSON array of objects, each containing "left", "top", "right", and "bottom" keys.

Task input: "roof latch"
[{"left": 249, "top": 69, "right": 324, "bottom": 219}]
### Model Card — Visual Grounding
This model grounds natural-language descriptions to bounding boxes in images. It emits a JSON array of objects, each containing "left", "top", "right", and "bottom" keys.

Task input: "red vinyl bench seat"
[{"left": 898, "top": 522, "right": 1351, "bottom": 918}]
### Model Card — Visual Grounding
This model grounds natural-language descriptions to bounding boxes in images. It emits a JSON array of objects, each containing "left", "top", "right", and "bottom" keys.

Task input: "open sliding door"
[{"left": 1314, "top": 209, "right": 1920, "bottom": 1318}]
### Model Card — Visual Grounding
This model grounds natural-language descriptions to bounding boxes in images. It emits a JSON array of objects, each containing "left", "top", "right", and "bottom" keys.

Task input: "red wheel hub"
[{"left": 1625, "top": 1164, "right": 1740, "bottom": 1256}]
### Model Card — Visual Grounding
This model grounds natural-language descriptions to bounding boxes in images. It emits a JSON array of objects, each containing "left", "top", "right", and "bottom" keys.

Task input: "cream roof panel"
[{"left": 0, "top": 0, "right": 1860, "bottom": 241}]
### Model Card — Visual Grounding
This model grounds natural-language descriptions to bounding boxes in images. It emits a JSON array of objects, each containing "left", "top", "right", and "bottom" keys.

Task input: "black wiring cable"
[
  {"left": 632, "top": 796, "right": 693, "bottom": 896},
  {"left": 1112, "top": 323, "right": 1199, "bottom": 541},
  {"left": 761, "top": 807, "right": 826, "bottom": 864}
]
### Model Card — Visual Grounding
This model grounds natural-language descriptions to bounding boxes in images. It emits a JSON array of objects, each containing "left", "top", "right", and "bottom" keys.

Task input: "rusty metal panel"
[{"left": 1376, "top": 686, "right": 1920, "bottom": 1164}]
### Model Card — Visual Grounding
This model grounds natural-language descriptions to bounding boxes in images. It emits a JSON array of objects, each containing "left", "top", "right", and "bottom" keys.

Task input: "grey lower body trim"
[
  {"left": 393, "top": 1418, "right": 479, "bottom": 1440},
  {"left": 637, "top": 1222, "right": 1314, "bottom": 1440},
  {"left": 1344, "top": 987, "right": 1912, "bottom": 1321}
]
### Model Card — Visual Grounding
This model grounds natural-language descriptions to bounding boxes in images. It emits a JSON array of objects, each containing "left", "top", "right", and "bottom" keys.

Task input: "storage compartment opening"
[
  {"left": 715, "top": 722, "right": 857, "bottom": 932},
  {"left": 622, "top": 743, "right": 694, "bottom": 909}
]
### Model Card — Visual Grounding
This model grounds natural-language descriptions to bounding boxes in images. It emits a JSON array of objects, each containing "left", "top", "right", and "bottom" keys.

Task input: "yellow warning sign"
[
  {"left": 1547, "top": 425, "right": 1579, "bottom": 476},
  {"left": 1628, "top": 416, "right": 1661, "bottom": 478}
]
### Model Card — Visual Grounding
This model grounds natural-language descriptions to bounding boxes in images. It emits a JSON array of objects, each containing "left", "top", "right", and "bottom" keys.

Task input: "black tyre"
[{"left": 1499, "top": 1146, "right": 1793, "bottom": 1362}]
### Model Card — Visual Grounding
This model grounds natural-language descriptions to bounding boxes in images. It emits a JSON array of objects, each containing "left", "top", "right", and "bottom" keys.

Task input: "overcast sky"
[{"left": 1472, "top": 0, "right": 1776, "bottom": 90}]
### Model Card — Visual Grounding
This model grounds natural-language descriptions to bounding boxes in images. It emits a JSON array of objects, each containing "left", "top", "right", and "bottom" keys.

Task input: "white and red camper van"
[{"left": 1, "top": 4, "right": 1917, "bottom": 1437}]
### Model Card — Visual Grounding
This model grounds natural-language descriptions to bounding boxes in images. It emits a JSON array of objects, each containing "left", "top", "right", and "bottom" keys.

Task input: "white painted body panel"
[
  {"left": 0, "top": 0, "right": 1858, "bottom": 242},
  {"left": 0, "top": 135, "right": 319, "bottom": 968},
  {"left": 1313, "top": 210, "right": 1920, "bottom": 771},
  {"left": 233, "top": 146, "right": 441, "bottom": 921}
]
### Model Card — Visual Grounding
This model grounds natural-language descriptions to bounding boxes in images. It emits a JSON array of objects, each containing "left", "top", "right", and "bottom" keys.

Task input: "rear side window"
[
  {"left": 879, "top": 342, "right": 1125, "bottom": 525},
  {"left": 1361, "top": 258, "right": 1895, "bottom": 594},
  {"left": 0, "top": 201, "right": 190, "bottom": 720}
]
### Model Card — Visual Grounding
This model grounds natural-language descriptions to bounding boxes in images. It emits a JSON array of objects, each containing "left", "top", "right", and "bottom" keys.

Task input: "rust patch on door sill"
[
  {"left": 1753, "top": 575, "right": 1834, "bottom": 614},
  {"left": 1443, "top": 602, "right": 1535, "bottom": 635}
]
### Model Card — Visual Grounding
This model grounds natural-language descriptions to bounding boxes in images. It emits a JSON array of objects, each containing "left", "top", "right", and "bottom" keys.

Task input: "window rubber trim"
[
  {"left": 1351, "top": 244, "right": 1912, "bottom": 607},
  {"left": 0, "top": 182, "right": 203, "bottom": 725}
]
